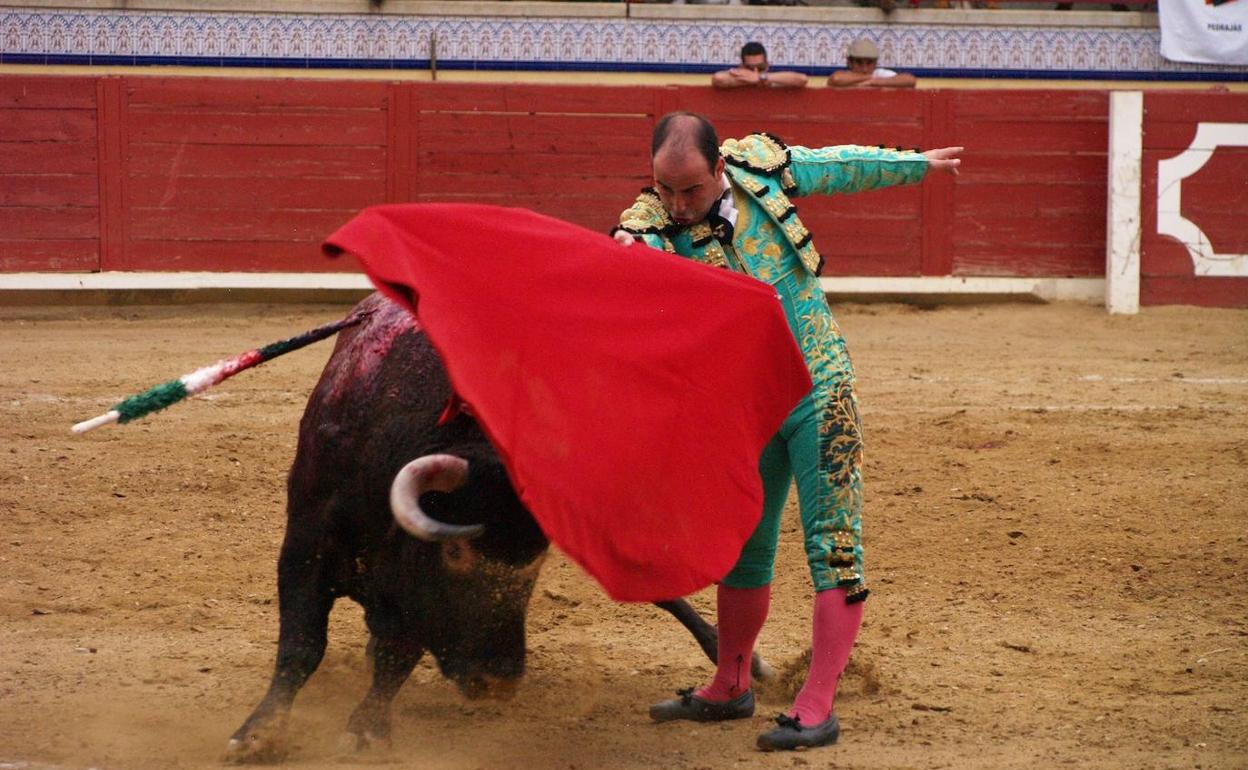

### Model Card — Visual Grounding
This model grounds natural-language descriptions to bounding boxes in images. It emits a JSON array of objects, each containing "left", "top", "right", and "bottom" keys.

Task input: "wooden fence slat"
[
  {"left": 126, "top": 143, "right": 386, "bottom": 178},
  {"left": 126, "top": 175, "right": 386, "bottom": 210},
  {"left": 0, "top": 141, "right": 98, "bottom": 174},
  {"left": 0, "top": 108, "right": 97, "bottom": 142},
  {"left": 125, "top": 239, "right": 355, "bottom": 272},
  {"left": 1144, "top": 93, "right": 1248, "bottom": 124},
  {"left": 126, "top": 207, "right": 358, "bottom": 242},
  {"left": 127, "top": 111, "right": 388, "bottom": 147},
  {"left": 414, "top": 83, "right": 657, "bottom": 115},
  {"left": 0, "top": 239, "right": 99, "bottom": 272},
  {"left": 0, "top": 174, "right": 99, "bottom": 207},
  {"left": 1142, "top": 277, "right": 1248, "bottom": 308},
  {"left": 127, "top": 78, "right": 389, "bottom": 109},
  {"left": 953, "top": 244, "right": 1103, "bottom": 277},
  {"left": 954, "top": 121, "right": 1108, "bottom": 152},
  {"left": 0, "top": 207, "right": 100, "bottom": 239},
  {"left": 953, "top": 90, "right": 1107, "bottom": 119},
  {"left": 417, "top": 150, "right": 648, "bottom": 178},
  {"left": 0, "top": 77, "right": 98, "bottom": 109},
  {"left": 955, "top": 182, "right": 1107, "bottom": 217},
  {"left": 98, "top": 77, "right": 123, "bottom": 272}
]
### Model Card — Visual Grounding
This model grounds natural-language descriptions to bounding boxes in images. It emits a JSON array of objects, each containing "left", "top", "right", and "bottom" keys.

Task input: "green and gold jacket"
[{"left": 616, "top": 133, "right": 928, "bottom": 283}]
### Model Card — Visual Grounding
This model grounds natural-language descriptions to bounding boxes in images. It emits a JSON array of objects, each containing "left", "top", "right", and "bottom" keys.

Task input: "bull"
[{"left": 226, "top": 293, "right": 766, "bottom": 763}]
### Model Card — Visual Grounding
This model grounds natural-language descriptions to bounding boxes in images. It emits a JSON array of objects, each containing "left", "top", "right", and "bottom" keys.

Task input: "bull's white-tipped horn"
[{"left": 390, "top": 454, "right": 485, "bottom": 541}]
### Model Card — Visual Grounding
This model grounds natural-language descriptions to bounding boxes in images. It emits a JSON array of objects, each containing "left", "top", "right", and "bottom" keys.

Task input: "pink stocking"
[
  {"left": 696, "top": 584, "right": 770, "bottom": 702},
  {"left": 790, "top": 587, "right": 864, "bottom": 725}
]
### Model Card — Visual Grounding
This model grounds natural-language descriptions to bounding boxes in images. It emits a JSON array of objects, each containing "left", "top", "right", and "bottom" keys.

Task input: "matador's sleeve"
[
  {"left": 788, "top": 144, "right": 927, "bottom": 197},
  {"left": 614, "top": 188, "right": 673, "bottom": 252}
]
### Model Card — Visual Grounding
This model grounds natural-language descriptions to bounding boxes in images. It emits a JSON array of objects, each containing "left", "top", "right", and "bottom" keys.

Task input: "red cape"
[{"left": 325, "top": 204, "right": 811, "bottom": 602}]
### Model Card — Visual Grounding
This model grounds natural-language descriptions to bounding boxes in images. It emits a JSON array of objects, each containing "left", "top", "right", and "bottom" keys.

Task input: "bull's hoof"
[
  {"left": 338, "top": 728, "right": 393, "bottom": 759},
  {"left": 224, "top": 733, "right": 289, "bottom": 765},
  {"left": 225, "top": 718, "right": 290, "bottom": 765}
]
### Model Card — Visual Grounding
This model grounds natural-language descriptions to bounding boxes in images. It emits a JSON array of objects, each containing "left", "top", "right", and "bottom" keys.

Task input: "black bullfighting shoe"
[
  {"left": 649, "top": 687, "right": 755, "bottom": 723},
  {"left": 756, "top": 713, "right": 839, "bottom": 751}
]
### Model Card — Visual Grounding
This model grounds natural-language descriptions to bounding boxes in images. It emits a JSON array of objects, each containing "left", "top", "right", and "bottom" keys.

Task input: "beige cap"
[{"left": 847, "top": 38, "right": 879, "bottom": 60}]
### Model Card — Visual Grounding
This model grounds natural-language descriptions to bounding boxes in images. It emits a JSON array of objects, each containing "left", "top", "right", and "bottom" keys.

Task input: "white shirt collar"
[{"left": 717, "top": 174, "right": 738, "bottom": 228}]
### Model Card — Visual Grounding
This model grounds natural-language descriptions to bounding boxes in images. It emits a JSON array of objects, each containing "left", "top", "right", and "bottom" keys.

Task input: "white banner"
[{"left": 1160, "top": 0, "right": 1248, "bottom": 65}]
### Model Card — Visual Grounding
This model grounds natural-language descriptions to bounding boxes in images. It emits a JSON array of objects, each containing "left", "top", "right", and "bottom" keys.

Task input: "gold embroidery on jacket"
[
  {"left": 721, "top": 133, "right": 791, "bottom": 174},
  {"left": 619, "top": 189, "right": 674, "bottom": 235},
  {"left": 702, "top": 242, "right": 730, "bottom": 269}
]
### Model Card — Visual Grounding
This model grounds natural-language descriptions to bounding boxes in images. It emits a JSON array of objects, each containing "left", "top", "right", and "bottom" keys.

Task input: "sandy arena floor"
[{"left": 1, "top": 299, "right": 1245, "bottom": 770}]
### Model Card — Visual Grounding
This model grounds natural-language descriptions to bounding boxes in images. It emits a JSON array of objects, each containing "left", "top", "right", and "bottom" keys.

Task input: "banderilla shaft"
[{"left": 71, "top": 310, "right": 371, "bottom": 434}]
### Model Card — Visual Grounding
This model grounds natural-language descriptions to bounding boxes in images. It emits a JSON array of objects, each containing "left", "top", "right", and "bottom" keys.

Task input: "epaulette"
[
  {"left": 720, "top": 133, "right": 791, "bottom": 176},
  {"left": 617, "top": 187, "right": 678, "bottom": 236}
]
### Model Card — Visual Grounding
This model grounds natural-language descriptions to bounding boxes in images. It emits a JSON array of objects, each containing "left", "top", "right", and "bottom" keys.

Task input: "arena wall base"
[
  {"left": 0, "top": 272, "right": 373, "bottom": 291},
  {"left": 820, "top": 277, "right": 1104, "bottom": 304},
  {"left": 0, "top": 272, "right": 1104, "bottom": 306},
  {"left": 0, "top": 272, "right": 374, "bottom": 305}
]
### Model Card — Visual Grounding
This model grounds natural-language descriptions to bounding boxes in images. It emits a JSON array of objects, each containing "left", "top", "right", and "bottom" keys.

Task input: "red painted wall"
[
  {"left": 0, "top": 75, "right": 1107, "bottom": 279},
  {"left": 950, "top": 90, "right": 1108, "bottom": 279},
  {"left": 118, "top": 78, "right": 391, "bottom": 272},
  {"left": 1142, "top": 92, "right": 1248, "bottom": 308},
  {"left": 0, "top": 74, "right": 1240, "bottom": 307},
  {"left": 0, "top": 76, "right": 101, "bottom": 271}
]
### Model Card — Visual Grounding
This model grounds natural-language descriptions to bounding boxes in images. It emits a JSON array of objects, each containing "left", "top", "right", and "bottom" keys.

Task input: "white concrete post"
[{"left": 1105, "top": 91, "right": 1143, "bottom": 315}]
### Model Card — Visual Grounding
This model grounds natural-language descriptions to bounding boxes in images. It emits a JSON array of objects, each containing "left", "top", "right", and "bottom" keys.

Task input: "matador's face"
[{"left": 652, "top": 149, "right": 725, "bottom": 227}]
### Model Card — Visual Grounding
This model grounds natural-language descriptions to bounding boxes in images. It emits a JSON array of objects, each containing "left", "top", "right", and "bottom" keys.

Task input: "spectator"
[
  {"left": 827, "top": 39, "right": 916, "bottom": 89},
  {"left": 712, "top": 42, "right": 809, "bottom": 90}
]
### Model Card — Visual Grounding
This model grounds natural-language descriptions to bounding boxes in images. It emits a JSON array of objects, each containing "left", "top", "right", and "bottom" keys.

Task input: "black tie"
[{"left": 708, "top": 191, "right": 734, "bottom": 242}]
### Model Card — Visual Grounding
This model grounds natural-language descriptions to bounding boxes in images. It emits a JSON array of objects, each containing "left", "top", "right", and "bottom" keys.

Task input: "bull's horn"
[{"left": 390, "top": 455, "right": 485, "bottom": 541}]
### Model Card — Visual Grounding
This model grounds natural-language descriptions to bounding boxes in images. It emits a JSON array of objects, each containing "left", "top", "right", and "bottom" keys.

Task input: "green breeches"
[
  {"left": 719, "top": 265, "right": 867, "bottom": 599},
  {"left": 721, "top": 381, "right": 866, "bottom": 597}
]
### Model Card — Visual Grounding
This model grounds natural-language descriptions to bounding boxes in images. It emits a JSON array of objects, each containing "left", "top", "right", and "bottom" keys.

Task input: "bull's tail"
[{"left": 71, "top": 309, "right": 373, "bottom": 434}]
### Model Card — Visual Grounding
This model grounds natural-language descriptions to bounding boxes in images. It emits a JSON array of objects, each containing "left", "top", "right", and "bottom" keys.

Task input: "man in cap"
[
  {"left": 712, "top": 41, "right": 809, "bottom": 90},
  {"left": 829, "top": 38, "right": 916, "bottom": 89},
  {"left": 611, "top": 112, "right": 960, "bottom": 751}
]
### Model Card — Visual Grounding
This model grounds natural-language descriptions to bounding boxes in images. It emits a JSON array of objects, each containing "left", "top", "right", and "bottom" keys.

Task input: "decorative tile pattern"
[{"left": 2, "top": 8, "right": 1244, "bottom": 78}]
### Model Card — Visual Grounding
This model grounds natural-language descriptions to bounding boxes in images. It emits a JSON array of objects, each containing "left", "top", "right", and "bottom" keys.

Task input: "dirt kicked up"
[{"left": 1, "top": 300, "right": 1245, "bottom": 770}]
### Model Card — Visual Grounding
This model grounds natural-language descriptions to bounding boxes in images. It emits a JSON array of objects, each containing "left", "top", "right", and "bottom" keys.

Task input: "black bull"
[{"left": 227, "top": 294, "right": 768, "bottom": 762}]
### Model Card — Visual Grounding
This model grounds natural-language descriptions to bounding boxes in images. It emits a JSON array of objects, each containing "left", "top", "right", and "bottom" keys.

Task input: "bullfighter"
[{"left": 612, "top": 111, "right": 962, "bottom": 751}]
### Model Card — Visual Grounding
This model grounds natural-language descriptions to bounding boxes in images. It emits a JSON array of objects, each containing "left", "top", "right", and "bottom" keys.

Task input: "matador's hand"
[
  {"left": 613, "top": 230, "right": 637, "bottom": 247},
  {"left": 924, "top": 146, "right": 963, "bottom": 175}
]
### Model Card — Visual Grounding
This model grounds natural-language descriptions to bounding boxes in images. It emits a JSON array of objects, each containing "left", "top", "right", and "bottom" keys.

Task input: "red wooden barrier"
[
  {"left": 1142, "top": 92, "right": 1248, "bottom": 308},
  {"left": 0, "top": 75, "right": 1113, "bottom": 279},
  {"left": 0, "top": 76, "right": 101, "bottom": 272},
  {"left": 120, "top": 77, "right": 390, "bottom": 272},
  {"left": 2, "top": 74, "right": 1238, "bottom": 308},
  {"left": 950, "top": 90, "right": 1108, "bottom": 278}
]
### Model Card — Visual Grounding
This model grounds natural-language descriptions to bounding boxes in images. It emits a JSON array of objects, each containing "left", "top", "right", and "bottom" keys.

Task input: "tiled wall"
[{"left": 2, "top": 7, "right": 1243, "bottom": 79}]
